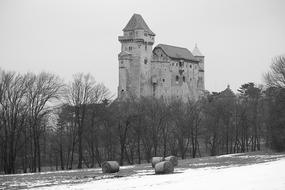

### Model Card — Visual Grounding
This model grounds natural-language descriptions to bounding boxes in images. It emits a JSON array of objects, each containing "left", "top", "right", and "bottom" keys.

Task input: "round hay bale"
[
  {"left": 102, "top": 161, "right": 120, "bottom": 173},
  {"left": 164, "top": 156, "right": 178, "bottom": 166},
  {"left": 151, "top": 157, "right": 164, "bottom": 168},
  {"left": 155, "top": 161, "right": 174, "bottom": 174}
]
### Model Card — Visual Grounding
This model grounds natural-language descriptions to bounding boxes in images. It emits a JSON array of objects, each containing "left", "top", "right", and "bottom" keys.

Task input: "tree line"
[{"left": 0, "top": 56, "right": 285, "bottom": 174}]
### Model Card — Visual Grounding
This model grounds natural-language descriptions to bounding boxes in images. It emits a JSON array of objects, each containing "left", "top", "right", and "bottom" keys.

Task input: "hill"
[{"left": 1, "top": 151, "right": 284, "bottom": 189}]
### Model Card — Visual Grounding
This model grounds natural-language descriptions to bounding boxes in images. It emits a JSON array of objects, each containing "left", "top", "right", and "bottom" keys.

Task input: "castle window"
[
  {"left": 183, "top": 76, "right": 185, "bottom": 82},
  {"left": 129, "top": 46, "right": 132, "bottom": 51},
  {"left": 145, "top": 44, "right": 147, "bottom": 51},
  {"left": 176, "top": 75, "right": 179, "bottom": 82},
  {"left": 144, "top": 58, "right": 148, "bottom": 64},
  {"left": 190, "top": 64, "right": 192, "bottom": 68}
]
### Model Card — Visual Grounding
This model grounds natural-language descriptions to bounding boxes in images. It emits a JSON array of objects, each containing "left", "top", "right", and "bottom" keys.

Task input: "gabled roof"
[
  {"left": 123, "top": 14, "right": 155, "bottom": 36},
  {"left": 154, "top": 44, "right": 198, "bottom": 62},
  {"left": 192, "top": 44, "right": 204, "bottom": 57}
]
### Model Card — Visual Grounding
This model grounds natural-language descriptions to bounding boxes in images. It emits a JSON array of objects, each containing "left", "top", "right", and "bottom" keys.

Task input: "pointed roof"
[
  {"left": 154, "top": 44, "right": 198, "bottom": 62},
  {"left": 123, "top": 14, "right": 155, "bottom": 36},
  {"left": 192, "top": 44, "right": 204, "bottom": 57}
]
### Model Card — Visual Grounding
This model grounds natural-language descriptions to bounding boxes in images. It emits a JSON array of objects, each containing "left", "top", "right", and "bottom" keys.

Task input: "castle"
[{"left": 118, "top": 14, "right": 205, "bottom": 102}]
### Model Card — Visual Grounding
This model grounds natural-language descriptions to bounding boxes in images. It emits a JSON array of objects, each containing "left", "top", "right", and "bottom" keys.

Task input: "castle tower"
[
  {"left": 192, "top": 44, "right": 205, "bottom": 92},
  {"left": 118, "top": 14, "right": 155, "bottom": 99}
]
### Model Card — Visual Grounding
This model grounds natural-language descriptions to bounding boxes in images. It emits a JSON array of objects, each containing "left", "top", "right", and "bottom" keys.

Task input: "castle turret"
[
  {"left": 192, "top": 44, "right": 205, "bottom": 92},
  {"left": 118, "top": 14, "right": 155, "bottom": 99}
]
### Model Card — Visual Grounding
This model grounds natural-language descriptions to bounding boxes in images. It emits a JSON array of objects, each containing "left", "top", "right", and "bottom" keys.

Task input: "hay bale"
[
  {"left": 155, "top": 161, "right": 174, "bottom": 174},
  {"left": 151, "top": 157, "right": 164, "bottom": 168},
  {"left": 164, "top": 156, "right": 178, "bottom": 166},
  {"left": 102, "top": 161, "right": 120, "bottom": 173}
]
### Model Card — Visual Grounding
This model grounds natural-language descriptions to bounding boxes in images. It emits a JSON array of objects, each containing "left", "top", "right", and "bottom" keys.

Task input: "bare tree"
[
  {"left": 110, "top": 100, "right": 134, "bottom": 165},
  {"left": 65, "top": 73, "right": 93, "bottom": 169},
  {"left": 170, "top": 99, "right": 202, "bottom": 159},
  {"left": 65, "top": 73, "right": 111, "bottom": 169},
  {"left": 264, "top": 56, "right": 285, "bottom": 88},
  {"left": 84, "top": 84, "right": 112, "bottom": 167},
  {"left": 264, "top": 56, "right": 285, "bottom": 151},
  {"left": 0, "top": 71, "right": 28, "bottom": 174},
  {"left": 25, "top": 72, "right": 63, "bottom": 172},
  {"left": 139, "top": 98, "right": 168, "bottom": 160},
  {"left": 170, "top": 100, "right": 190, "bottom": 159}
]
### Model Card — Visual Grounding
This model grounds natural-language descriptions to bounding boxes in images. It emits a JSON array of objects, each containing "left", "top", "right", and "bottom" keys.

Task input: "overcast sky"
[{"left": 1, "top": 0, "right": 285, "bottom": 95}]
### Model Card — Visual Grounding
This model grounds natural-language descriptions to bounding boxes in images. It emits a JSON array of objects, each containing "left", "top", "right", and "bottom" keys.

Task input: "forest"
[{"left": 0, "top": 56, "right": 284, "bottom": 174}]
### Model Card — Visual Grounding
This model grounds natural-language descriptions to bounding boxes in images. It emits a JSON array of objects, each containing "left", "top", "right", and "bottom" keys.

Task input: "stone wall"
[
  {"left": 118, "top": 17, "right": 204, "bottom": 101},
  {"left": 118, "top": 29, "right": 154, "bottom": 99},
  {"left": 151, "top": 48, "right": 200, "bottom": 102}
]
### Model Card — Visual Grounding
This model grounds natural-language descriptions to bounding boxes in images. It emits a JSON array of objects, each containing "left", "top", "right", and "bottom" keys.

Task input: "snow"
[
  {"left": 120, "top": 165, "right": 135, "bottom": 169},
  {"left": 5, "top": 168, "right": 102, "bottom": 177},
  {"left": 37, "top": 158, "right": 285, "bottom": 190},
  {"left": 217, "top": 153, "right": 246, "bottom": 158},
  {"left": 5, "top": 165, "right": 134, "bottom": 177}
]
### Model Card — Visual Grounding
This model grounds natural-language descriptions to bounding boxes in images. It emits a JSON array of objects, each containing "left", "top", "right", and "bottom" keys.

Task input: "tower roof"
[
  {"left": 123, "top": 14, "right": 155, "bottom": 36},
  {"left": 154, "top": 44, "right": 198, "bottom": 62},
  {"left": 192, "top": 44, "right": 204, "bottom": 57}
]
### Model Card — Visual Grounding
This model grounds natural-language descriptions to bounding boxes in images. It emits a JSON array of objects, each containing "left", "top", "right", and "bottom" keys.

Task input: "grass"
[{"left": 0, "top": 151, "right": 284, "bottom": 189}]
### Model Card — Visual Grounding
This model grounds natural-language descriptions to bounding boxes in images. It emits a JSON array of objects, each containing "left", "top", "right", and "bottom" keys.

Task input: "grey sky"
[{"left": 1, "top": 0, "right": 285, "bottom": 95}]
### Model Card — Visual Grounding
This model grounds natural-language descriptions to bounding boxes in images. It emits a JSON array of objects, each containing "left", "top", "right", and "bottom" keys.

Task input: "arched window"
[
  {"left": 183, "top": 76, "right": 185, "bottom": 82},
  {"left": 176, "top": 75, "right": 179, "bottom": 82}
]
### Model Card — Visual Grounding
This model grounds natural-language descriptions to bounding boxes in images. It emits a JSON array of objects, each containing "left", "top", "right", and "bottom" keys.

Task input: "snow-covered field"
[
  {"left": 1, "top": 152, "right": 285, "bottom": 190},
  {"left": 52, "top": 158, "right": 285, "bottom": 190}
]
